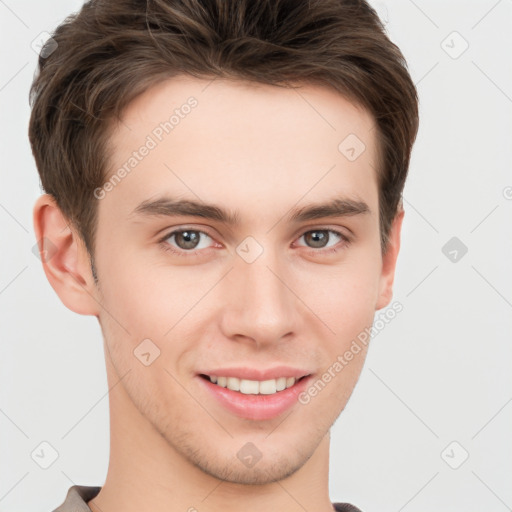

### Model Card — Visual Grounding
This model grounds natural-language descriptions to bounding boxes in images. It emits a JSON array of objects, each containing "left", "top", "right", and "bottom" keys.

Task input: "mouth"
[
  {"left": 197, "top": 370, "right": 313, "bottom": 421},
  {"left": 199, "top": 374, "right": 309, "bottom": 395}
]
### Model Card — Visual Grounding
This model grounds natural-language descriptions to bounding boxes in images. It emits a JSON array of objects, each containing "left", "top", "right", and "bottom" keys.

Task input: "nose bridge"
[{"left": 219, "top": 244, "right": 297, "bottom": 344}]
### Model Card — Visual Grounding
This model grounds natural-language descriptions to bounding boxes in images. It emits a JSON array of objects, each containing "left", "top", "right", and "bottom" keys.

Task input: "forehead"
[{"left": 101, "top": 75, "right": 379, "bottom": 222}]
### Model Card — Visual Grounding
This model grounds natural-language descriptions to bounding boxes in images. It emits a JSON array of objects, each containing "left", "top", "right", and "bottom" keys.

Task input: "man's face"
[{"left": 93, "top": 76, "right": 391, "bottom": 484}]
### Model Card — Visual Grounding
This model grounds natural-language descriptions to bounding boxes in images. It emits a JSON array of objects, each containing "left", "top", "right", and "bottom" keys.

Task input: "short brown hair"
[{"left": 29, "top": 0, "right": 419, "bottom": 259}]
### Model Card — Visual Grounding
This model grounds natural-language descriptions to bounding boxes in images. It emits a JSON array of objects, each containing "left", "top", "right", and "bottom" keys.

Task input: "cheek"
[
  {"left": 299, "top": 262, "right": 378, "bottom": 408},
  {"left": 96, "top": 243, "right": 199, "bottom": 332},
  {"left": 307, "top": 250, "right": 381, "bottom": 335},
  {"left": 95, "top": 247, "right": 215, "bottom": 382}
]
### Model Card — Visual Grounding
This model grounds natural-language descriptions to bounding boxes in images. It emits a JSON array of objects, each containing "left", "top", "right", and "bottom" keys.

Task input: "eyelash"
[{"left": 158, "top": 227, "right": 350, "bottom": 258}]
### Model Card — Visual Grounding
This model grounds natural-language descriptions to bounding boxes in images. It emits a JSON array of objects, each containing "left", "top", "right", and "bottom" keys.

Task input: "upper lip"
[{"left": 198, "top": 366, "right": 311, "bottom": 381}]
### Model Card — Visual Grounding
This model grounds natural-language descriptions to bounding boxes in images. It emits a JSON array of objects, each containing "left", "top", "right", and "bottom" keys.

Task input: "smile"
[
  {"left": 203, "top": 374, "right": 302, "bottom": 395},
  {"left": 197, "top": 366, "right": 313, "bottom": 420}
]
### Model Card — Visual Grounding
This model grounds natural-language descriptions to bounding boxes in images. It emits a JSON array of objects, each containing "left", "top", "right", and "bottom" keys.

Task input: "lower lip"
[{"left": 198, "top": 375, "right": 312, "bottom": 421}]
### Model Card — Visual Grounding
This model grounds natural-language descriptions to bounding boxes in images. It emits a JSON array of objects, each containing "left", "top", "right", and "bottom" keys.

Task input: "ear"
[
  {"left": 33, "top": 194, "right": 100, "bottom": 316},
  {"left": 375, "top": 207, "right": 404, "bottom": 310}
]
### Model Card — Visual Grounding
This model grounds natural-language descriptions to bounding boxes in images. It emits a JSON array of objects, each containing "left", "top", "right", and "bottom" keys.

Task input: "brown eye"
[
  {"left": 303, "top": 230, "right": 329, "bottom": 248},
  {"left": 174, "top": 230, "right": 201, "bottom": 250},
  {"left": 163, "top": 229, "right": 213, "bottom": 252},
  {"left": 298, "top": 229, "right": 346, "bottom": 250}
]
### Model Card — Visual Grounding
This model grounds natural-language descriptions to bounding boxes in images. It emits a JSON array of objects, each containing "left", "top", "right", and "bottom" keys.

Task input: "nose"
[{"left": 218, "top": 246, "right": 301, "bottom": 348}]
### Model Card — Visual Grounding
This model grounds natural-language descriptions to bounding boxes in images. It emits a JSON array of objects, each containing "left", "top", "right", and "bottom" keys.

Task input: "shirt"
[{"left": 52, "top": 485, "right": 363, "bottom": 512}]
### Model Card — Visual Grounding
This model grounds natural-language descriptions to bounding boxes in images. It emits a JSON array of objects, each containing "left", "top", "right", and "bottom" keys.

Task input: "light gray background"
[{"left": 1, "top": 1, "right": 511, "bottom": 511}]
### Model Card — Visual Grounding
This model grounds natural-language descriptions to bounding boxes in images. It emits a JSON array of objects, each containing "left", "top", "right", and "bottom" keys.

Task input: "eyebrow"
[{"left": 132, "top": 196, "right": 370, "bottom": 225}]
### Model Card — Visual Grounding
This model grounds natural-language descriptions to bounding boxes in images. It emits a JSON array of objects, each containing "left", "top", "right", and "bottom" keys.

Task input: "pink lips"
[{"left": 196, "top": 367, "right": 312, "bottom": 421}]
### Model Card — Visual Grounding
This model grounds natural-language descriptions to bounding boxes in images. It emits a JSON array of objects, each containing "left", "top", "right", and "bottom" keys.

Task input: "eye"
[
  {"left": 295, "top": 229, "right": 349, "bottom": 252},
  {"left": 160, "top": 229, "right": 215, "bottom": 256}
]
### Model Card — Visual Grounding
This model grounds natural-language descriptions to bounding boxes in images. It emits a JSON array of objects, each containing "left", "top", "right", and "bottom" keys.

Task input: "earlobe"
[
  {"left": 33, "top": 194, "right": 100, "bottom": 316},
  {"left": 375, "top": 208, "right": 404, "bottom": 310}
]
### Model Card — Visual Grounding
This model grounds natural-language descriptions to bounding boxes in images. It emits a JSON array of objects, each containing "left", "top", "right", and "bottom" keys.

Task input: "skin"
[{"left": 33, "top": 76, "right": 403, "bottom": 512}]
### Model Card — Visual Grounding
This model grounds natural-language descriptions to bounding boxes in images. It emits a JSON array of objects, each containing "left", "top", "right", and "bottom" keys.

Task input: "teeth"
[
  {"left": 227, "top": 376, "right": 240, "bottom": 391},
  {"left": 208, "top": 375, "right": 298, "bottom": 395},
  {"left": 259, "top": 379, "right": 276, "bottom": 395},
  {"left": 240, "top": 379, "right": 259, "bottom": 394},
  {"left": 276, "top": 377, "right": 286, "bottom": 391}
]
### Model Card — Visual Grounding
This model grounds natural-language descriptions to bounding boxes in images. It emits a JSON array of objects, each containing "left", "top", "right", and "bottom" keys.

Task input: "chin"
[
  {"left": 161, "top": 419, "right": 330, "bottom": 486},
  {"left": 191, "top": 450, "right": 305, "bottom": 485}
]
